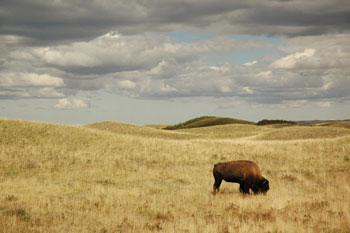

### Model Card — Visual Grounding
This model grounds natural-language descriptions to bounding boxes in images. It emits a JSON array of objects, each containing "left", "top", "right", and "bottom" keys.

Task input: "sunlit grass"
[{"left": 1, "top": 119, "right": 350, "bottom": 232}]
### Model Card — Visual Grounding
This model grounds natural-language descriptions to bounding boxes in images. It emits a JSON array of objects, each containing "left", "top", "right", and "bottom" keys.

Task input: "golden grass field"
[{"left": 1, "top": 119, "right": 350, "bottom": 233}]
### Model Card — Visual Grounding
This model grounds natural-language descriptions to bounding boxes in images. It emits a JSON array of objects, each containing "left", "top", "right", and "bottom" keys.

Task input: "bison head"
[
  {"left": 259, "top": 178, "right": 270, "bottom": 194},
  {"left": 253, "top": 178, "right": 270, "bottom": 194}
]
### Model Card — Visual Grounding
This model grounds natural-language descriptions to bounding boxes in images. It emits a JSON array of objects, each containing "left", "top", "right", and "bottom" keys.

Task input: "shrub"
[{"left": 257, "top": 119, "right": 296, "bottom": 126}]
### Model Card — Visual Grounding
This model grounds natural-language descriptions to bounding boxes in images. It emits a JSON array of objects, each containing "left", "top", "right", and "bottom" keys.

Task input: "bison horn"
[{"left": 262, "top": 179, "right": 267, "bottom": 185}]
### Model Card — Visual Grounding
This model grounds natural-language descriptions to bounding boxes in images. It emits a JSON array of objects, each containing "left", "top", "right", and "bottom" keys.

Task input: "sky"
[{"left": 1, "top": 0, "right": 350, "bottom": 125}]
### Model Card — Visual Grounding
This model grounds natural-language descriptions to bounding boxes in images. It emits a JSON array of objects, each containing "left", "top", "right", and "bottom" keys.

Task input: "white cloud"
[
  {"left": 150, "top": 60, "right": 170, "bottom": 75},
  {"left": 118, "top": 80, "right": 136, "bottom": 89},
  {"left": 243, "top": 87, "right": 254, "bottom": 94},
  {"left": 243, "top": 60, "right": 257, "bottom": 66},
  {"left": 0, "top": 73, "right": 64, "bottom": 87},
  {"left": 55, "top": 98, "right": 89, "bottom": 109},
  {"left": 256, "top": 70, "right": 272, "bottom": 78},
  {"left": 0, "top": 72, "right": 65, "bottom": 98},
  {"left": 9, "top": 31, "right": 269, "bottom": 76},
  {"left": 270, "top": 48, "right": 315, "bottom": 69}
]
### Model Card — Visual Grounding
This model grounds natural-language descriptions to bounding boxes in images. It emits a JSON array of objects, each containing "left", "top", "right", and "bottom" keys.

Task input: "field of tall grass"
[{"left": 1, "top": 119, "right": 350, "bottom": 232}]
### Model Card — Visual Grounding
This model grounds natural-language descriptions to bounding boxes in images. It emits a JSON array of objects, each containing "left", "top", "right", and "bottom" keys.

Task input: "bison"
[{"left": 213, "top": 160, "right": 269, "bottom": 195}]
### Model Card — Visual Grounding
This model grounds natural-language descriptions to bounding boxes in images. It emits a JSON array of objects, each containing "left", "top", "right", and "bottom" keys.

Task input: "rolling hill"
[
  {"left": 85, "top": 121, "right": 200, "bottom": 140},
  {"left": 163, "top": 116, "right": 255, "bottom": 130}
]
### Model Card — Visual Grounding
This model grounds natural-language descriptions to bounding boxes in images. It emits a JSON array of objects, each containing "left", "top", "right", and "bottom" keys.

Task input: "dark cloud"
[
  {"left": 240, "top": 4, "right": 350, "bottom": 36},
  {"left": 1, "top": 0, "right": 349, "bottom": 44},
  {"left": 0, "top": 0, "right": 146, "bottom": 43}
]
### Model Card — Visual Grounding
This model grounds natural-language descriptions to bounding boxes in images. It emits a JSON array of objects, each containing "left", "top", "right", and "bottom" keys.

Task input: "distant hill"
[
  {"left": 295, "top": 119, "right": 350, "bottom": 126},
  {"left": 257, "top": 119, "right": 350, "bottom": 128},
  {"left": 163, "top": 116, "right": 255, "bottom": 130}
]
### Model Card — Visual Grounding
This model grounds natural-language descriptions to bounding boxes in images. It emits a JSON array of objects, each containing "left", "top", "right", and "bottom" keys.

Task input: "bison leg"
[
  {"left": 252, "top": 186, "right": 262, "bottom": 195},
  {"left": 213, "top": 178, "right": 222, "bottom": 194},
  {"left": 239, "top": 183, "right": 250, "bottom": 194},
  {"left": 251, "top": 187, "right": 259, "bottom": 194}
]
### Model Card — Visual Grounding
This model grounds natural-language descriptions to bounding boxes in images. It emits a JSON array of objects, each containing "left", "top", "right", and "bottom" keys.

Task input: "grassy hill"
[
  {"left": 1, "top": 119, "right": 350, "bottom": 233},
  {"left": 85, "top": 120, "right": 264, "bottom": 140},
  {"left": 178, "top": 124, "right": 269, "bottom": 139},
  {"left": 164, "top": 116, "right": 255, "bottom": 130},
  {"left": 85, "top": 121, "right": 200, "bottom": 140}
]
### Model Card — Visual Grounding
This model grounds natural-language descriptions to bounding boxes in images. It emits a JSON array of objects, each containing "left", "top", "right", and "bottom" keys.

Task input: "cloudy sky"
[{"left": 1, "top": 0, "right": 350, "bottom": 125}]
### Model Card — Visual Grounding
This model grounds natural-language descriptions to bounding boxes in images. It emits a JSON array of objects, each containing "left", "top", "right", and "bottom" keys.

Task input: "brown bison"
[{"left": 213, "top": 160, "right": 269, "bottom": 195}]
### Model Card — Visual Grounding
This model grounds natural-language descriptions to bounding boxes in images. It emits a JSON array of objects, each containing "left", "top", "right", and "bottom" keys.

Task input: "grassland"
[{"left": 1, "top": 119, "right": 350, "bottom": 232}]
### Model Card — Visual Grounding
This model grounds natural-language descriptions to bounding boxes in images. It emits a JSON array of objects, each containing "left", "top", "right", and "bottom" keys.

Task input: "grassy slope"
[
  {"left": 179, "top": 124, "right": 269, "bottom": 139},
  {"left": 144, "top": 124, "right": 169, "bottom": 129},
  {"left": 257, "top": 125, "right": 350, "bottom": 140},
  {"left": 320, "top": 121, "right": 350, "bottom": 129},
  {"left": 85, "top": 121, "right": 263, "bottom": 139},
  {"left": 164, "top": 116, "right": 254, "bottom": 130},
  {"left": 85, "top": 121, "right": 201, "bottom": 140},
  {"left": 1, "top": 119, "right": 350, "bottom": 233}
]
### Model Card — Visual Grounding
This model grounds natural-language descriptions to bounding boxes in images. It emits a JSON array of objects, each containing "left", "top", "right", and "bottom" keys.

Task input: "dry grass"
[
  {"left": 1, "top": 119, "right": 350, "bottom": 232},
  {"left": 257, "top": 125, "right": 350, "bottom": 140}
]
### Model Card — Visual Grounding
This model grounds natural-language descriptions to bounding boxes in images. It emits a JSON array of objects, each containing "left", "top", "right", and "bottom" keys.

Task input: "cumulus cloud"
[
  {"left": 55, "top": 98, "right": 89, "bottom": 109},
  {"left": 1, "top": 30, "right": 350, "bottom": 107},
  {"left": 11, "top": 32, "right": 267, "bottom": 76},
  {"left": 118, "top": 80, "right": 137, "bottom": 90},
  {"left": 0, "top": 87, "right": 65, "bottom": 99},
  {"left": 0, "top": 72, "right": 65, "bottom": 98},
  {"left": 270, "top": 48, "right": 315, "bottom": 69},
  {"left": 0, "top": 73, "right": 64, "bottom": 87},
  {"left": 2, "top": 31, "right": 270, "bottom": 98}
]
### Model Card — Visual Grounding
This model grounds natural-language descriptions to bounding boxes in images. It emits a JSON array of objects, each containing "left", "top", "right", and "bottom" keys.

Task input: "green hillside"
[{"left": 164, "top": 116, "right": 255, "bottom": 130}]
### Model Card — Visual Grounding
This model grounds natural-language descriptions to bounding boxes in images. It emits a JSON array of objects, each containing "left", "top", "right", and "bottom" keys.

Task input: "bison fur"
[{"left": 213, "top": 160, "right": 269, "bottom": 195}]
